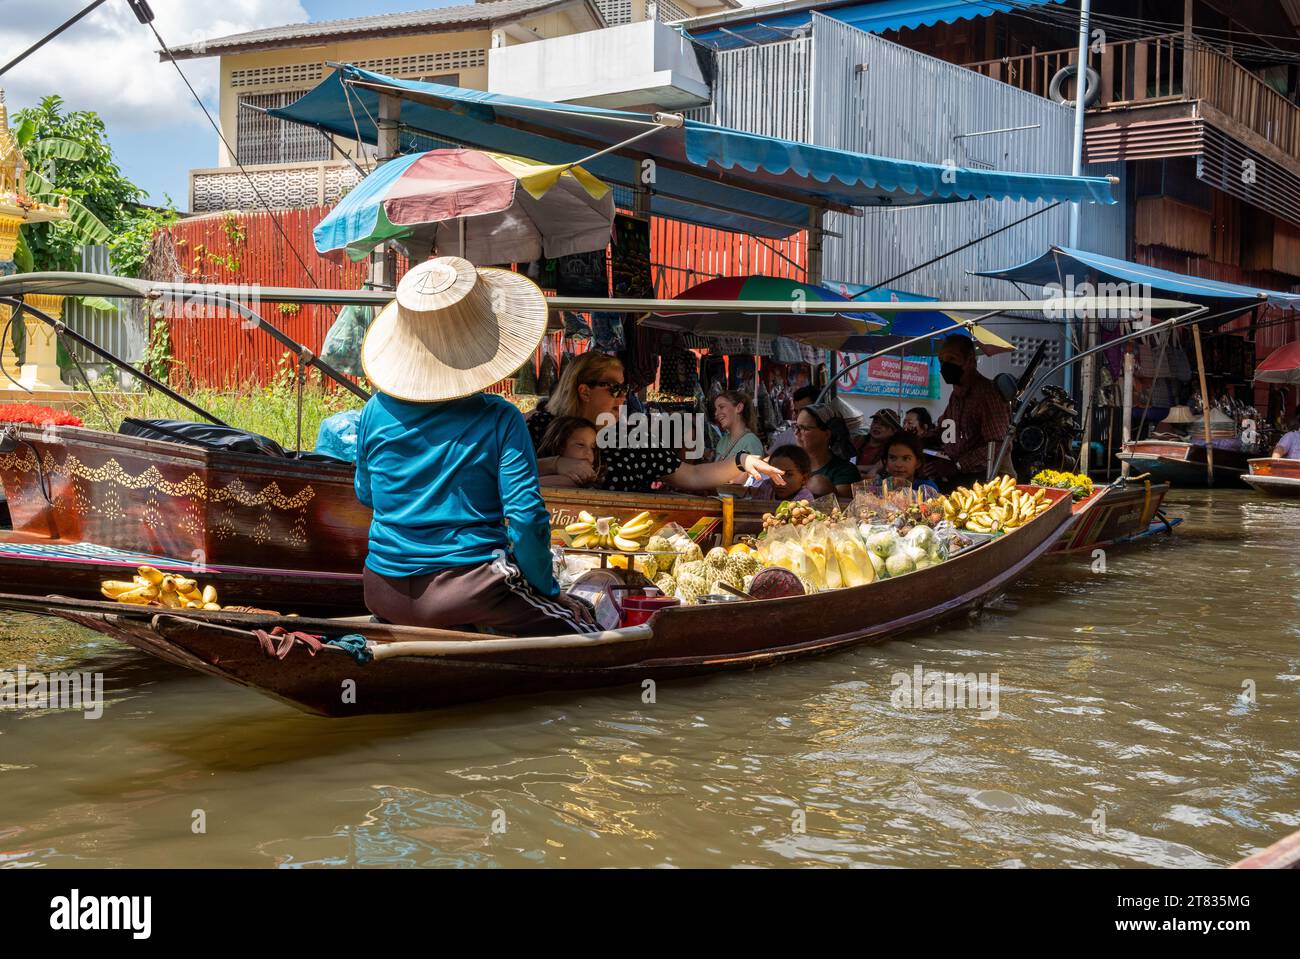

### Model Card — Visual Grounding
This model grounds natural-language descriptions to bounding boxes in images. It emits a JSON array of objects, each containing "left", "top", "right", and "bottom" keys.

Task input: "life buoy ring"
[{"left": 1048, "top": 64, "right": 1101, "bottom": 107}]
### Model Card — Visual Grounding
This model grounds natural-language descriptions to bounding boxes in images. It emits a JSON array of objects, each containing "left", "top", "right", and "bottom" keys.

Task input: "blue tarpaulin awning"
[
  {"left": 269, "top": 65, "right": 1114, "bottom": 240},
  {"left": 689, "top": 0, "right": 1065, "bottom": 51},
  {"left": 975, "top": 246, "right": 1300, "bottom": 309}
]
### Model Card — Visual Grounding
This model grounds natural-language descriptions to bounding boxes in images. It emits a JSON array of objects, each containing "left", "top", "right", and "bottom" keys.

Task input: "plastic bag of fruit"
[
  {"left": 827, "top": 519, "right": 875, "bottom": 588},
  {"left": 799, "top": 520, "right": 842, "bottom": 589},
  {"left": 758, "top": 523, "right": 817, "bottom": 586}
]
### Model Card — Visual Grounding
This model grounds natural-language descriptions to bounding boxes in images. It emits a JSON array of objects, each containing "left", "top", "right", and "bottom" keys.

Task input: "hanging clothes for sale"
[
  {"left": 590, "top": 312, "right": 625, "bottom": 353},
  {"left": 554, "top": 251, "right": 607, "bottom": 299},
  {"left": 513, "top": 355, "right": 538, "bottom": 395},
  {"left": 659, "top": 339, "right": 699, "bottom": 397},
  {"left": 611, "top": 215, "right": 658, "bottom": 390},
  {"left": 537, "top": 343, "right": 559, "bottom": 396},
  {"left": 562, "top": 311, "right": 592, "bottom": 340}
]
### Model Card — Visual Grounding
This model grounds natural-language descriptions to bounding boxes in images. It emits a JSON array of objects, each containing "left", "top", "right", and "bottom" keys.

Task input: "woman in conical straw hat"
[{"left": 354, "top": 256, "right": 596, "bottom": 635}]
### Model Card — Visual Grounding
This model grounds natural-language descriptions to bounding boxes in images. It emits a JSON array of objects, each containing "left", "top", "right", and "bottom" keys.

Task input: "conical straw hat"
[{"left": 362, "top": 256, "right": 548, "bottom": 402}]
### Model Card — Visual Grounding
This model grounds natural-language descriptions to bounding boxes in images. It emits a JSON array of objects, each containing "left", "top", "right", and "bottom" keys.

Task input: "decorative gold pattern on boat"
[{"left": 0, "top": 448, "right": 316, "bottom": 510}]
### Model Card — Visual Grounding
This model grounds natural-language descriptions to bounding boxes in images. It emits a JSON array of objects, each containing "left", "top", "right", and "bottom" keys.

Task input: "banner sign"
[{"left": 836, "top": 352, "right": 939, "bottom": 399}]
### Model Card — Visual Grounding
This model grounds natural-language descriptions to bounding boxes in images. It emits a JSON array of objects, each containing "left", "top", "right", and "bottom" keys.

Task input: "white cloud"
[{"left": 0, "top": 0, "right": 309, "bottom": 133}]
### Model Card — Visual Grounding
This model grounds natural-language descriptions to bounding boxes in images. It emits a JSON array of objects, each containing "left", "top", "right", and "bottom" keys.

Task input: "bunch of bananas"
[
  {"left": 101, "top": 566, "right": 221, "bottom": 609},
  {"left": 564, "top": 510, "right": 656, "bottom": 551},
  {"left": 1031, "top": 469, "right": 1095, "bottom": 499},
  {"left": 933, "top": 475, "right": 1052, "bottom": 533}
]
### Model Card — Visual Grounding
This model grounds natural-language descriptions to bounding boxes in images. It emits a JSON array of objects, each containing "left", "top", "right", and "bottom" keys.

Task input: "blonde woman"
[
  {"left": 712, "top": 390, "right": 764, "bottom": 463},
  {"left": 528, "top": 352, "right": 784, "bottom": 493}
]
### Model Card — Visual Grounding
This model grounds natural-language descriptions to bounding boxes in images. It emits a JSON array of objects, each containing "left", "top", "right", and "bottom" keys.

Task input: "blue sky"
[{"left": 1, "top": 1, "right": 472, "bottom": 209}]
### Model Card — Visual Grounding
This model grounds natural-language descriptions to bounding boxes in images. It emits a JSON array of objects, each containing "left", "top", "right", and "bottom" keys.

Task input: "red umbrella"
[{"left": 1255, "top": 341, "right": 1300, "bottom": 386}]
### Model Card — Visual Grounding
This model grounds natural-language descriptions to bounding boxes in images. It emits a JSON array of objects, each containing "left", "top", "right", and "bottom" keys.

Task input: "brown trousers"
[{"left": 363, "top": 556, "right": 595, "bottom": 636}]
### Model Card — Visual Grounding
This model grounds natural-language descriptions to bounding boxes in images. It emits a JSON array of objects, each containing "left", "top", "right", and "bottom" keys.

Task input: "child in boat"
[
  {"left": 747, "top": 444, "right": 815, "bottom": 502},
  {"left": 882, "top": 432, "right": 940, "bottom": 497},
  {"left": 537, "top": 416, "right": 603, "bottom": 487}
]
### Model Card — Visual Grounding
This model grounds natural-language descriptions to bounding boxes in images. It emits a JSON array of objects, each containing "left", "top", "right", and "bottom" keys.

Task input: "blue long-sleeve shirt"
[{"left": 354, "top": 392, "right": 558, "bottom": 596}]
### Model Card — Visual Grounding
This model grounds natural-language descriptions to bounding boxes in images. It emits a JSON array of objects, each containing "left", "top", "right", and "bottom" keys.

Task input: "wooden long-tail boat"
[
  {"left": 1049, "top": 478, "right": 1179, "bottom": 554},
  {"left": 1115, "top": 439, "right": 1250, "bottom": 487},
  {"left": 0, "top": 423, "right": 767, "bottom": 611},
  {"left": 0, "top": 486, "right": 1073, "bottom": 715},
  {"left": 1242, "top": 458, "right": 1300, "bottom": 499}
]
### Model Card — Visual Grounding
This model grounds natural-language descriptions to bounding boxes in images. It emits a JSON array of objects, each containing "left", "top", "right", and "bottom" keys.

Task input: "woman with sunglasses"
[
  {"left": 795, "top": 404, "right": 860, "bottom": 498},
  {"left": 527, "top": 352, "right": 784, "bottom": 493}
]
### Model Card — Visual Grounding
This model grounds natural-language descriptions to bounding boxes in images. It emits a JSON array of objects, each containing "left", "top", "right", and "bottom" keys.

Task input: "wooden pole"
[
  {"left": 1191, "top": 323, "right": 1215, "bottom": 484},
  {"left": 1079, "top": 313, "right": 1097, "bottom": 472},
  {"left": 1120, "top": 340, "right": 1134, "bottom": 478}
]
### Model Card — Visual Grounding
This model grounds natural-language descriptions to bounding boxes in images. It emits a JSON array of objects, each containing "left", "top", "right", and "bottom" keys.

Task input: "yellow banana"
[{"left": 136, "top": 566, "right": 165, "bottom": 586}]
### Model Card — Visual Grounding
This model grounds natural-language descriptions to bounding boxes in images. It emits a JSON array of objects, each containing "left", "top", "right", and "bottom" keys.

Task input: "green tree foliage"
[{"left": 12, "top": 95, "right": 146, "bottom": 272}]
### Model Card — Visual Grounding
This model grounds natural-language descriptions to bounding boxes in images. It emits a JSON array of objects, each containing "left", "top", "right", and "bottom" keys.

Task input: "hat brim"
[{"left": 361, "top": 267, "right": 548, "bottom": 403}]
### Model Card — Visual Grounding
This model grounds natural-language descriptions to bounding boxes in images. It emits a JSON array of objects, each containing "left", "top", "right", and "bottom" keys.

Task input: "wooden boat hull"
[
  {"left": 1116, "top": 440, "right": 1249, "bottom": 487},
  {"left": 0, "top": 530, "right": 365, "bottom": 616},
  {"left": 0, "top": 488, "right": 1074, "bottom": 716},
  {"left": 1050, "top": 481, "right": 1176, "bottom": 553},
  {"left": 1243, "top": 458, "right": 1300, "bottom": 498},
  {"left": 0, "top": 426, "right": 765, "bottom": 594}
]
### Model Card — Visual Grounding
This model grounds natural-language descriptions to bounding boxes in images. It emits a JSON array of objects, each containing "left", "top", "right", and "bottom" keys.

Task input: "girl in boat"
[
  {"left": 851, "top": 408, "right": 903, "bottom": 480},
  {"left": 527, "top": 352, "right": 784, "bottom": 494},
  {"left": 353, "top": 257, "right": 596, "bottom": 636},
  {"left": 881, "top": 432, "right": 940, "bottom": 497},
  {"left": 711, "top": 390, "right": 764, "bottom": 464},
  {"left": 795, "top": 404, "right": 859, "bottom": 498},
  {"left": 536, "top": 416, "right": 603, "bottom": 487}
]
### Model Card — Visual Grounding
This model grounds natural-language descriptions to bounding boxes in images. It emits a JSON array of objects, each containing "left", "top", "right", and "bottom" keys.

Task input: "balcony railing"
[{"left": 964, "top": 35, "right": 1300, "bottom": 160}]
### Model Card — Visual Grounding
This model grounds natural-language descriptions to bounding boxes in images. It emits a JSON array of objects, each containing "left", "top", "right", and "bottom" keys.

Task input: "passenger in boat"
[
  {"left": 527, "top": 352, "right": 785, "bottom": 494},
  {"left": 712, "top": 390, "right": 764, "bottom": 463},
  {"left": 353, "top": 257, "right": 597, "bottom": 636},
  {"left": 536, "top": 416, "right": 602, "bottom": 487},
  {"left": 851, "top": 408, "right": 902, "bottom": 480},
  {"left": 795, "top": 404, "right": 859, "bottom": 498},
  {"left": 767, "top": 385, "right": 819, "bottom": 451},
  {"left": 923, "top": 335, "right": 1012, "bottom": 488},
  {"left": 1273, "top": 417, "right": 1300, "bottom": 459},
  {"left": 883, "top": 432, "right": 940, "bottom": 497},
  {"left": 904, "top": 407, "right": 940, "bottom": 448},
  {"left": 746, "top": 444, "right": 815, "bottom": 503}
]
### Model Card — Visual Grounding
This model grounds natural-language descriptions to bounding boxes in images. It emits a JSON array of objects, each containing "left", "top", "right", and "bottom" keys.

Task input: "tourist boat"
[
  {"left": 0, "top": 422, "right": 767, "bottom": 613},
  {"left": 0, "top": 485, "right": 1073, "bottom": 716},
  {"left": 1115, "top": 439, "right": 1250, "bottom": 487},
  {"left": 1242, "top": 458, "right": 1300, "bottom": 499},
  {"left": 1049, "top": 478, "right": 1180, "bottom": 554}
]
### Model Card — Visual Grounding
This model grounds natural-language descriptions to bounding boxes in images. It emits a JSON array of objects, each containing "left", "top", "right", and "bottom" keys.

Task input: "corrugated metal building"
[{"left": 687, "top": 14, "right": 1127, "bottom": 388}]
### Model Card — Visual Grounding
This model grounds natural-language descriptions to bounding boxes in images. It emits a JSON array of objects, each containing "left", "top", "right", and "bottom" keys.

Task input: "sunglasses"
[
  {"left": 793, "top": 422, "right": 828, "bottom": 433},
  {"left": 588, "top": 380, "right": 630, "bottom": 397}
]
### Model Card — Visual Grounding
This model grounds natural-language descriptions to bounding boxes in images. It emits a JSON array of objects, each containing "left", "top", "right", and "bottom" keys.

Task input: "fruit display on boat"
[
  {"left": 761, "top": 499, "right": 826, "bottom": 530},
  {"left": 564, "top": 510, "right": 656, "bottom": 550},
  {"left": 931, "top": 475, "right": 1051, "bottom": 533},
  {"left": 101, "top": 567, "right": 221, "bottom": 609},
  {"left": 1031, "top": 469, "right": 1095, "bottom": 500}
]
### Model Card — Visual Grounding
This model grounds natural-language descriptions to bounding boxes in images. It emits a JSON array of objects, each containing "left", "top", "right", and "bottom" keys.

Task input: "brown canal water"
[{"left": 0, "top": 489, "right": 1296, "bottom": 868}]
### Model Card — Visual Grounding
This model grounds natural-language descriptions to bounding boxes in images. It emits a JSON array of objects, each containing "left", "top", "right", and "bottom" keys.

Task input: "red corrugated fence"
[{"left": 161, "top": 207, "right": 807, "bottom": 389}]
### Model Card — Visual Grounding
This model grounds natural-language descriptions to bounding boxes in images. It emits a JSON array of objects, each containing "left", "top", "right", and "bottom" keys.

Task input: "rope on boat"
[{"left": 326, "top": 634, "right": 373, "bottom": 665}]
